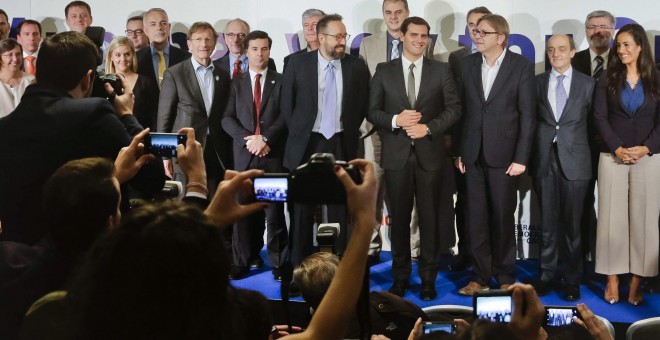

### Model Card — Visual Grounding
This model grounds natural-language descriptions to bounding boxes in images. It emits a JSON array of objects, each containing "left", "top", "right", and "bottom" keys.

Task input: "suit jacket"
[
  {"left": 281, "top": 51, "right": 371, "bottom": 170},
  {"left": 221, "top": 70, "right": 286, "bottom": 171},
  {"left": 594, "top": 71, "right": 660, "bottom": 154},
  {"left": 359, "top": 31, "right": 433, "bottom": 77},
  {"left": 448, "top": 47, "right": 470, "bottom": 85},
  {"left": 367, "top": 57, "right": 461, "bottom": 171},
  {"left": 459, "top": 50, "right": 536, "bottom": 167},
  {"left": 136, "top": 44, "right": 191, "bottom": 83},
  {"left": 157, "top": 59, "right": 233, "bottom": 170},
  {"left": 283, "top": 49, "right": 308, "bottom": 74},
  {"left": 571, "top": 49, "right": 593, "bottom": 76},
  {"left": 216, "top": 53, "right": 277, "bottom": 75},
  {"left": 0, "top": 84, "right": 164, "bottom": 244},
  {"left": 530, "top": 69, "right": 595, "bottom": 180}
]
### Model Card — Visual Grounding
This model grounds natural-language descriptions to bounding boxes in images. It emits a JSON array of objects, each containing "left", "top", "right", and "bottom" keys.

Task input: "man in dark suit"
[
  {"left": 222, "top": 31, "right": 288, "bottom": 281},
  {"left": 0, "top": 32, "right": 164, "bottom": 245},
  {"left": 157, "top": 22, "right": 232, "bottom": 196},
  {"left": 455, "top": 14, "right": 536, "bottom": 295},
  {"left": 281, "top": 14, "right": 370, "bottom": 266},
  {"left": 446, "top": 6, "right": 491, "bottom": 273},
  {"left": 368, "top": 16, "right": 461, "bottom": 300},
  {"left": 531, "top": 34, "right": 595, "bottom": 301},
  {"left": 136, "top": 8, "right": 191, "bottom": 86},
  {"left": 283, "top": 9, "right": 325, "bottom": 73},
  {"left": 215, "top": 19, "right": 276, "bottom": 78},
  {"left": 571, "top": 10, "right": 615, "bottom": 263}
]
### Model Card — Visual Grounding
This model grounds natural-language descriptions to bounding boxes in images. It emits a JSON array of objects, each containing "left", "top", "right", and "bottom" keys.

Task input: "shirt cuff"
[
  {"left": 185, "top": 191, "right": 207, "bottom": 199},
  {"left": 391, "top": 115, "right": 399, "bottom": 129}
]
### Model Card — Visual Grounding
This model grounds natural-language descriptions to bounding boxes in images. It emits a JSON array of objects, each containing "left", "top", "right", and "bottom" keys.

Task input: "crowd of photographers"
[{"left": 0, "top": 1, "right": 653, "bottom": 339}]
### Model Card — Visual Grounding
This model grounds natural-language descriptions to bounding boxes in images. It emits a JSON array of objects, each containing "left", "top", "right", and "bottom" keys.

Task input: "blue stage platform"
[{"left": 232, "top": 251, "right": 660, "bottom": 325}]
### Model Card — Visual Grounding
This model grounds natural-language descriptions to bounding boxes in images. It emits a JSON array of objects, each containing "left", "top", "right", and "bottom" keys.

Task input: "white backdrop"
[{"left": 4, "top": 0, "right": 659, "bottom": 257}]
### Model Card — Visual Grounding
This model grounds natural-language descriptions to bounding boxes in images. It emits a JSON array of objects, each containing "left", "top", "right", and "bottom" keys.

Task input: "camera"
[
  {"left": 422, "top": 321, "right": 457, "bottom": 334},
  {"left": 143, "top": 133, "right": 188, "bottom": 157},
  {"left": 544, "top": 306, "right": 579, "bottom": 327},
  {"left": 98, "top": 73, "right": 124, "bottom": 96},
  {"left": 473, "top": 289, "right": 513, "bottom": 323}
]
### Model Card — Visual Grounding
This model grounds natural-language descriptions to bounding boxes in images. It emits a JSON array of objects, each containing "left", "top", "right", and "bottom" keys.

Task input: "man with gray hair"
[
  {"left": 216, "top": 18, "right": 276, "bottom": 78},
  {"left": 571, "top": 10, "right": 615, "bottom": 266},
  {"left": 283, "top": 8, "right": 325, "bottom": 72}
]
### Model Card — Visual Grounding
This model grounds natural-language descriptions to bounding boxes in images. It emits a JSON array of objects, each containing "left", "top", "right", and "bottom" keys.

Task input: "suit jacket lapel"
[
  {"left": 238, "top": 73, "right": 255, "bottom": 122},
  {"left": 416, "top": 57, "right": 432, "bottom": 105},
  {"left": 260, "top": 70, "right": 277, "bottom": 114},
  {"left": 471, "top": 55, "right": 486, "bottom": 103},
  {"left": 183, "top": 61, "right": 206, "bottom": 115},
  {"left": 559, "top": 73, "right": 580, "bottom": 123},
  {"left": 209, "top": 66, "right": 225, "bottom": 115},
  {"left": 340, "top": 57, "right": 350, "bottom": 115},
  {"left": 388, "top": 58, "right": 409, "bottom": 108},
  {"left": 485, "top": 50, "right": 514, "bottom": 104},
  {"left": 539, "top": 72, "right": 556, "bottom": 122}
]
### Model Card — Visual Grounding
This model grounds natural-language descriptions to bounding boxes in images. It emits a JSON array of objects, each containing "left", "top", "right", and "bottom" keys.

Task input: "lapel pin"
[
  {"left": 215, "top": 75, "right": 219, "bottom": 82},
  {"left": 271, "top": 80, "right": 275, "bottom": 84}
]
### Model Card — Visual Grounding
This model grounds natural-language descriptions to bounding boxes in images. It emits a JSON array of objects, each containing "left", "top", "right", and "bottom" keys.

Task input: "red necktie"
[
  {"left": 25, "top": 55, "right": 36, "bottom": 75},
  {"left": 233, "top": 58, "right": 242, "bottom": 79},
  {"left": 254, "top": 73, "right": 262, "bottom": 135}
]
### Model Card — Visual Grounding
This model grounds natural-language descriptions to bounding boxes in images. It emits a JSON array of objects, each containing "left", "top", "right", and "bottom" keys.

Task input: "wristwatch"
[{"left": 426, "top": 126, "right": 432, "bottom": 136}]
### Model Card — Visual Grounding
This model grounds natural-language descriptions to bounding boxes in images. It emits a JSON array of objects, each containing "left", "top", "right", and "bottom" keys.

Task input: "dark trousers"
[
  {"left": 465, "top": 153, "right": 518, "bottom": 285},
  {"left": 290, "top": 132, "right": 348, "bottom": 266},
  {"left": 533, "top": 146, "right": 587, "bottom": 285},
  {"left": 387, "top": 151, "right": 447, "bottom": 283}
]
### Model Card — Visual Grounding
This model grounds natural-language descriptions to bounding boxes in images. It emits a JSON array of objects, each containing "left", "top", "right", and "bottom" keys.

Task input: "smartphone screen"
[
  {"left": 545, "top": 306, "right": 579, "bottom": 327},
  {"left": 144, "top": 133, "right": 187, "bottom": 157},
  {"left": 253, "top": 175, "right": 289, "bottom": 202},
  {"left": 422, "top": 322, "right": 456, "bottom": 334},
  {"left": 474, "top": 290, "right": 513, "bottom": 323}
]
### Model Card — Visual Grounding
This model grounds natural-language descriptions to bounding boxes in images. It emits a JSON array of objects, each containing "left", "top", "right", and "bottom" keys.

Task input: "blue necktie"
[
  {"left": 555, "top": 74, "right": 567, "bottom": 121},
  {"left": 320, "top": 62, "right": 337, "bottom": 139},
  {"left": 391, "top": 40, "right": 400, "bottom": 60}
]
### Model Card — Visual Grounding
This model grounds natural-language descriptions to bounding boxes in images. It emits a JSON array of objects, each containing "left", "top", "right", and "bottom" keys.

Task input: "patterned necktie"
[
  {"left": 407, "top": 63, "right": 416, "bottom": 109},
  {"left": 254, "top": 73, "right": 262, "bottom": 135},
  {"left": 156, "top": 50, "right": 166, "bottom": 85},
  {"left": 233, "top": 58, "right": 242, "bottom": 79},
  {"left": 320, "top": 62, "right": 337, "bottom": 139},
  {"left": 25, "top": 55, "right": 36, "bottom": 75},
  {"left": 556, "top": 74, "right": 567, "bottom": 121},
  {"left": 593, "top": 56, "right": 604, "bottom": 80},
  {"left": 391, "top": 40, "right": 400, "bottom": 60}
]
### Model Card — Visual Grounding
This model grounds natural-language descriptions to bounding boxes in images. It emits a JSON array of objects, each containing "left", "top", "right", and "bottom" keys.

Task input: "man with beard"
[
  {"left": 281, "top": 14, "right": 370, "bottom": 267},
  {"left": 216, "top": 18, "right": 276, "bottom": 78},
  {"left": 571, "top": 10, "right": 615, "bottom": 266}
]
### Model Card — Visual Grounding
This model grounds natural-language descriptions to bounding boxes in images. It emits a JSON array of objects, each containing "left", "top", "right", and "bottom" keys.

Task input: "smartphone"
[
  {"left": 544, "top": 306, "right": 579, "bottom": 327},
  {"left": 253, "top": 174, "right": 289, "bottom": 202},
  {"left": 422, "top": 321, "right": 457, "bottom": 334},
  {"left": 473, "top": 289, "right": 513, "bottom": 323},
  {"left": 143, "top": 133, "right": 187, "bottom": 157}
]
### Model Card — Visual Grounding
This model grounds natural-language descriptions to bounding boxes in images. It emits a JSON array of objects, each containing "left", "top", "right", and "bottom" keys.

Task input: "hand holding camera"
[{"left": 104, "top": 73, "right": 134, "bottom": 116}]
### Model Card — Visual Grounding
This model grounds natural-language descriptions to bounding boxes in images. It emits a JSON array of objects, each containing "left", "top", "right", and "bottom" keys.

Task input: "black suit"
[
  {"left": 0, "top": 85, "right": 165, "bottom": 244},
  {"left": 136, "top": 44, "right": 191, "bottom": 84},
  {"left": 571, "top": 49, "right": 592, "bottom": 77},
  {"left": 368, "top": 57, "right": 461, "bottom": 282},
  {"left": 459, "top": 50, "right": 536, "bottom": 285},
  {"left": 283, "top": 49, "right": 308, "bottom": 73},
  {"left": 530, "top": 69, "right": 595, "bottom": 285},
  {"left": 216, "top": 53, "right": 277, "bottom": 78},
  {"left": 222, "top": 70, "right": 289, "bottom": 269},
  {"left": 281, "top": 50, "right": 370, "bottom": 265}
]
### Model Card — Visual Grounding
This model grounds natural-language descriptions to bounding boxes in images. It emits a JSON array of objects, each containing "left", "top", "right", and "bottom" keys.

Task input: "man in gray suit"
[
  {"left": 157, "top": 22, "right": 232, "bottom": 196},
  {"left": 530, "top": 34, "right": 594, "bottom": 301},
  {"left": 368, "top": 16, "right": 461, "bottom": 300}
]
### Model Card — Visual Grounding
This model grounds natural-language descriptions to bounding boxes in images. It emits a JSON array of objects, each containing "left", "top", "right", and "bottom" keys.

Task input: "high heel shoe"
[
  {"left": 604, "top": 275, "right": 619, "bottom": 304},
  {"left": 629, "top": 275, "right": 645, "bottom": 306}
]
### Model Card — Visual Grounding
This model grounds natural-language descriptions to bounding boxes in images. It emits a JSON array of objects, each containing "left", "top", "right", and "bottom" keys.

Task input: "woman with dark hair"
[
  {"left": 0, "top": 38, "right": 35, "bottom": 117},
  {"left": 105, "top": 36, "right": 158, "bottom": 130},
  {"left": 594, "top": 23, "right": 660, "bottom": 306}
]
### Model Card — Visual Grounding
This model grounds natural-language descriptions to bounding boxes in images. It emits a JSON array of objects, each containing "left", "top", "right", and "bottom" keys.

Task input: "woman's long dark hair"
[{"left": 606, "top": 23, "right": 660, "bottom": 100}]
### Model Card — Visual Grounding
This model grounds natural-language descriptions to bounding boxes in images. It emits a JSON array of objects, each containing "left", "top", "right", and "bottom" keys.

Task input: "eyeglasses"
[
  {"left": 472, "top": 29, "right": 499, "bottom": 38},
  {"left": 125, "top": 29, "right": 145, "bottom": 36},
  {"left": 225, "top": 33, "right": 246, "bottom": 39},
  {"left": 320, "top": 33, "right": 351, "bottom": 42},
  {"left": 1, "top": 52, "right": 21, "bottom": 59},
  {"left": 586, "top": 25, "right": 614, "bottom": 30}
]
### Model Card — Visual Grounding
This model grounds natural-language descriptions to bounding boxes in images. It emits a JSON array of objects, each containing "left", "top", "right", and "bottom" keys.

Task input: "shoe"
[
  {"left": 389, "top": 280, "right": 409, "bottom": 297},
  {"left": 532, "top": 279, "right": 553, "bottom": 296},
  {"left": 272, "top": 268, "right": 282, "bottom": 281},
  {"left": 629, "top": 275, "right": 644, "bottom": 306},
  {"left": 563, "top": 285, "right": 581, "bottom": 301},
  {"left": 458, "top": 281, "right": 490, "bottom": 296},
  {"left": 448, "top": 256, "right": 471, "bottom": 272},
  {"left": 604, "top": 275, "right": 619, "bottom": 304},
  {"left": 229, "top": 266, "right": 250, "bottom": 280},
  {"left": 249, "top": 257, "right": 264, "bottom": 268},
  {"left": 420, "top": 283, "right": 437, "bottom": 301}
]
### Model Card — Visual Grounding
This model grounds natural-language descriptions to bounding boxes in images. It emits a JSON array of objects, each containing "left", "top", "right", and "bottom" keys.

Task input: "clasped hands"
[
  {"left": 615, "top": 146, "right": 649, "bottom": 164},
  {"left": 245, "top": 135, "right": 270, "bottom": 157},
  {"left": 396, "top": 110, "right": 427, "bottom": 140}
]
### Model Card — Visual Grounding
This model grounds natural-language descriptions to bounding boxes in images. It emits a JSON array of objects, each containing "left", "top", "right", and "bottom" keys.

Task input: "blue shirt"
[
  {"left": 621, "top": 82, "right": 645, "bottom": 117},
  {"left": 314, "top": 51, "right": 343, "bottom": 133}
]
